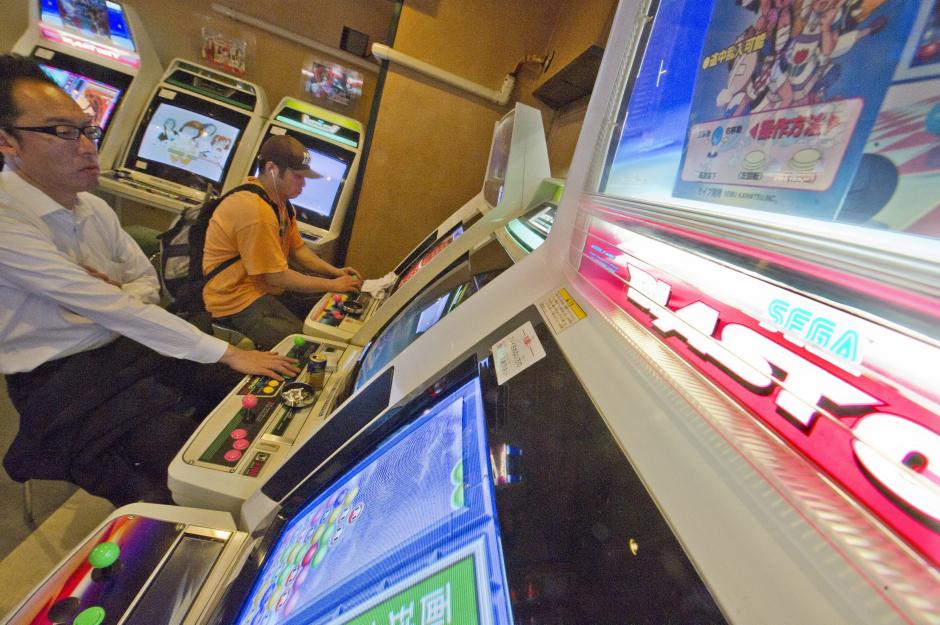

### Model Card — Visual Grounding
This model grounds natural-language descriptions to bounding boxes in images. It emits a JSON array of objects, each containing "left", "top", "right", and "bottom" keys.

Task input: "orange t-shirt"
[{"left": 202, "top": 177, "right": 304, "bottom": 317}]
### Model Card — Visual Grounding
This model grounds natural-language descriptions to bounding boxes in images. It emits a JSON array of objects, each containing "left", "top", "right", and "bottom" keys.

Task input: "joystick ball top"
[
  {"left": 88, "top": 542, "right": 120, "bottom": 569},
  {"left": 293, "top": 336, "right": 306, "bottom": 347},
  {"left": 243, "top": 394, "right": 258, "bottom": 410}
]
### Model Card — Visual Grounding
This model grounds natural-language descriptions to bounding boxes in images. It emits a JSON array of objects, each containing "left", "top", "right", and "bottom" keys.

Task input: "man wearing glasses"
[{"left": 0, "top": 54, "right": 299, "bottom": 506}]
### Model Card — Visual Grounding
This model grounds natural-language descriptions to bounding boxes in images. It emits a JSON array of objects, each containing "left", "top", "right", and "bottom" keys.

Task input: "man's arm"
[
  {"left": 290, "top": 244, "right": 361, "bottom": 279},
  {"left": 0, "top": 222, "right": 297, "bottom": 377},
  {"left": 262, "top": 267, "right": 361, "bottom": 294}
]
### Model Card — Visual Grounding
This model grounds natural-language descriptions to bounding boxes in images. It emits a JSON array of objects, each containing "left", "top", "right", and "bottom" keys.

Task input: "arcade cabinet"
[
  {"left": 238, "top": 97, "right": 364, "bottom": 263},
  {"left": 168, "top": 104, "right": 547, "bottom": 513},
  {"left": 302, "top": 102, "right": 551, "bottom": 344},
  {"left": 8, "top": 2, "right": 939, "bottom": 625},
  {"left": 169, "top": 233, "right": 513, "bottom": 513},
  {"left": 98, "top": 57, "right": 268, "bottom": 213},
  {"left": 11, "top": 0, "right": 162, "bottom": 171}
]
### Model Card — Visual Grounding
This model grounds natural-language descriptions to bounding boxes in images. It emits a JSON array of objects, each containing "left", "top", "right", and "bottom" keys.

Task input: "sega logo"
[{"left": 767, "top": 298, "right": 861, "bottom": 364}]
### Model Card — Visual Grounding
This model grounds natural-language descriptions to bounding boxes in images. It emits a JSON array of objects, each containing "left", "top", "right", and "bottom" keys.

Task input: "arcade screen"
[
  {"left": 228, "top": 324, "right": 731, "bottom": 624},
  {"left": 251, "top": 129, "right": 353, "bottom": 232},
  {"left": 355, "top": 262, "right": 501, "bottom": 391},
  {"left": 125, "top": 93, "right": 248, "bottom": 190},
  {"left": 483, "top": 112, "right": 515, "bottom": 208},
  {"left": 39, "top": 0, "right": 136, "bottom": 51},
  {"left": 40, "top": 64, "right": 122, "bottom": 131},
  {"left": 393, "top": 224, "right": 464, "bottom": 293},
  {"left": 234, "top": 376, "right": 512, "bottom": 624}
]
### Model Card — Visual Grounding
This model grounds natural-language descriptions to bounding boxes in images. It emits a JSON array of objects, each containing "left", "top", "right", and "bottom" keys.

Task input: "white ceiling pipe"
[{"left": 371, "top": 43, "right": 516, "bottom": 105}]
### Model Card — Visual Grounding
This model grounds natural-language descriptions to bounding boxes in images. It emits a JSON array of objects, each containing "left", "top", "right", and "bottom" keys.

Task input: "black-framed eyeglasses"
[{"left": 5, "top": 124, "right": 103, "bottom": 141}]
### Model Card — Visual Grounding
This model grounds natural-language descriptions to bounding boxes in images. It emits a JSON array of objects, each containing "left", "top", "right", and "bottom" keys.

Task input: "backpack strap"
[
  {"left": 203, "top": 254, "right": 241, "bottom": 284},
  {"left": 201, "top": 183, "right": 284, "bottom": 285}
]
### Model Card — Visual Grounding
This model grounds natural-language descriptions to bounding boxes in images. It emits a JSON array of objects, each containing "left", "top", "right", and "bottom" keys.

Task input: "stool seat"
[
  {"left": 122, "top": 225, "right": 161, "bottom": 258},
  {"left": 211, "top": 321, "right": 255, "bottom": 351}
]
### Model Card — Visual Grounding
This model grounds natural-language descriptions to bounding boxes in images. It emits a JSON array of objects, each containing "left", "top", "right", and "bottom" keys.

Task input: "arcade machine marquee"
[
  {"left": 497, "top": 177, "right": 564, "bottom": 262},
  {"left": 11, "top": 0, "right": 163, "bottom": 171}
]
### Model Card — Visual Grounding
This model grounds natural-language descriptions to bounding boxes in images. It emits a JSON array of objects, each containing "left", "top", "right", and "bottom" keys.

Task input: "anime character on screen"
[
  {"left": 157, "top": 118, "right": 178, "bottom": 144},
  {"left": 59, "top": 0, "right": 110, "bottom": 36},
  {"left": 167, "top": 120, "right": 216, "bottom": 165},
  {"left": 718, "top": 0, "right": 795, "bottom": 116},
  {"left": 717, "top": 0, "right": 888, "bottom": 115},
  {"left": 202, "top": 134, "right": 232, "bottom": 166}
]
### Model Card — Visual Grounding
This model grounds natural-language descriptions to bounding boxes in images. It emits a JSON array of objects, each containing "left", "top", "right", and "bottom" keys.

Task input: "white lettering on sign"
[
  {"left": 853, "top": 414, "right": 940, "bottom": 525},
  {"left": 623, "top": 265, "right": 938, "bottom": 529}
]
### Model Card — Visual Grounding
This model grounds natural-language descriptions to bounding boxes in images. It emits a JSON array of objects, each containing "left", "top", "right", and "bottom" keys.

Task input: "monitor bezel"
[
  {"left": 32, "top": 47, "right": 132, "bottom": 146},
  {"left": 121, "top": 87, "right": 251, "bottom": 192}
]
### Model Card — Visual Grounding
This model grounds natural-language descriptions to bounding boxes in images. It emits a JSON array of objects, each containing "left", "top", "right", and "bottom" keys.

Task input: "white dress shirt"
[{"left": 0, "top": 170, "right": 228, "bottom": 374}]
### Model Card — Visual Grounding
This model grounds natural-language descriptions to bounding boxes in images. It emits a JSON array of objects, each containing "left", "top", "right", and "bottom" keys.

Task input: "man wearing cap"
[{"left": 203, "top": 135, "right": 362, "bottom": 350}]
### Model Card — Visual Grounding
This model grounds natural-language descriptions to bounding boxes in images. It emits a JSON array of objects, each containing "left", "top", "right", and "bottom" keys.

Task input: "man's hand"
[
  {"left": 82, "top": 264, "right": 121, "bottom": 287},
  {"left": 218, "top": 346, "right": 300, "bottom": 380},
  {"left": 330, "top": 273, "right": 363, "bottom": 293},
  {"left": 337, "top": 266, "right": 361, "bottom": 279}
]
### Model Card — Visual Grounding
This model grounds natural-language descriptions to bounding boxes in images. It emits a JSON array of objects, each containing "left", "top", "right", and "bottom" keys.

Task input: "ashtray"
[
  {"left": 280, "top": 381, "right": 317, "bottom": 408},
  {"left": 342, "top": 300, "right": 364, "bottom": 316}
]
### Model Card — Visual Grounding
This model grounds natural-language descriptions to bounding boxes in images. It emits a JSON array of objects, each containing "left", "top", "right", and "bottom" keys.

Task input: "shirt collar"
[{"left": 0, "top": 169, "right": 93, "bottom": 221}]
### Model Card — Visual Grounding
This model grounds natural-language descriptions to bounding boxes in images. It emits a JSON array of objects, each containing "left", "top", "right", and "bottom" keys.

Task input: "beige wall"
[
  {"left": 346, "top": 0, "right": 617, "bottom": 276},
  {"left": 2, "top": 0, "right": 392, "bottom": 124}
]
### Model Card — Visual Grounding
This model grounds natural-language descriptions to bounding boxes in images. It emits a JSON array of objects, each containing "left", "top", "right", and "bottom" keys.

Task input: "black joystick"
[
  {"left": 47, "top": 596, "right": 81, "bottom": 624},
  {"left": 341, "top": 300, "right": 364, "bottom": 317},
  {"left": 89, "top": 541, "right": 122, "bottom": 582}
]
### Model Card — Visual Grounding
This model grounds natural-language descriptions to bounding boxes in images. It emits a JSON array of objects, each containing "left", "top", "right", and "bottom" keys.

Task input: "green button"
[
  {"left": 293, "top": 336, "right": 306, "bottom": 347},
  {"left": 88, "top": 542, "right": 120, "bottom": 569},
  {"left": 73, "top": 606, "right": 105, "bottom": 625}
]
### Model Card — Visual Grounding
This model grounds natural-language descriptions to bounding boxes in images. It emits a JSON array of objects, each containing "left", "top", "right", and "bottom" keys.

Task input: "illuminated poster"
[
  {"left": 302, "top": 60, "right": 363, "bottom": 107},
  {"left": 57, "top": 0, "right": 110, "bottom": 38},
  {"left": 201, "top": 26, "right": 248, "bottom": 76},
  {"left": 895, "top": 0, "right": 940, "bottom": 81},
  {"left": 673, "top": 0, "right": 918, "bottom": 219},
  {"left": 845, "top": 79, "right": 940, "bottom": 232}
]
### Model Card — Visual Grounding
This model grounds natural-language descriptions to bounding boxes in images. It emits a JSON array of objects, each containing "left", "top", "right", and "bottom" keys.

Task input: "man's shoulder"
[{"left": 216, "top": 186, "right": 277, "bottom": 223}]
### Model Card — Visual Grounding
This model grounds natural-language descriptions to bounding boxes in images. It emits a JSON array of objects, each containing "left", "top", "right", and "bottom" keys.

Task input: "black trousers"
[
  {"left": 4, "top": 337, "right": 241, "bottom": 506},
  {"left": 216, "top": 291, "right": 319, "bottom": 351}
]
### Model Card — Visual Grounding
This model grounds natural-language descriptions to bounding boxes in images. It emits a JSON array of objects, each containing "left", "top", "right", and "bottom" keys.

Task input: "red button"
[
  {"left": 232, "top": 438, "right": 250, "bottom": 450},
  {"left": 224, "top": 449, "right": 242, "bottom": 462},
  {"left": 231, "top": 428, "right": 248, "bottom": 440}
]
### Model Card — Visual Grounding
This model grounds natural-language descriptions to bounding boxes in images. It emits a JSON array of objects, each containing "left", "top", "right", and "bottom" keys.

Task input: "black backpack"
[{"left": 158, "top": 183, "right": 285, "bottom": 313}]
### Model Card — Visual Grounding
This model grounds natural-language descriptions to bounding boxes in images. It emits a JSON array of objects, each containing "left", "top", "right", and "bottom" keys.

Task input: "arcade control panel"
[
  {"left": 98, "top": 170, "right": 204, "bottom": 214},
  {"left": 303, "top": 291, "right": 376, "bottom": 342},
  {"left": 4, "top": 507, "right": 247, "bottom": 625},
  {"left": 170, "top": 334, "right": 360, "bottom": 513}
]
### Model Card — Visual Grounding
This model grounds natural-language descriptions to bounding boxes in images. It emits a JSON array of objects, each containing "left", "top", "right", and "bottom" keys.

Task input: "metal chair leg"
[{"left": 23, "top": 480, "right": 34, "bottom": 526}]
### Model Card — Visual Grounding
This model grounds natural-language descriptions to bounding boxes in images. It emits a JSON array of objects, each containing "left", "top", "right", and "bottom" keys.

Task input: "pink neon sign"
[
  {"left": 40, "top": 26, "right": 140, "bottom": 70},
  {"left": 579, "top": 215, "right": 940, "bottom": 567}
]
